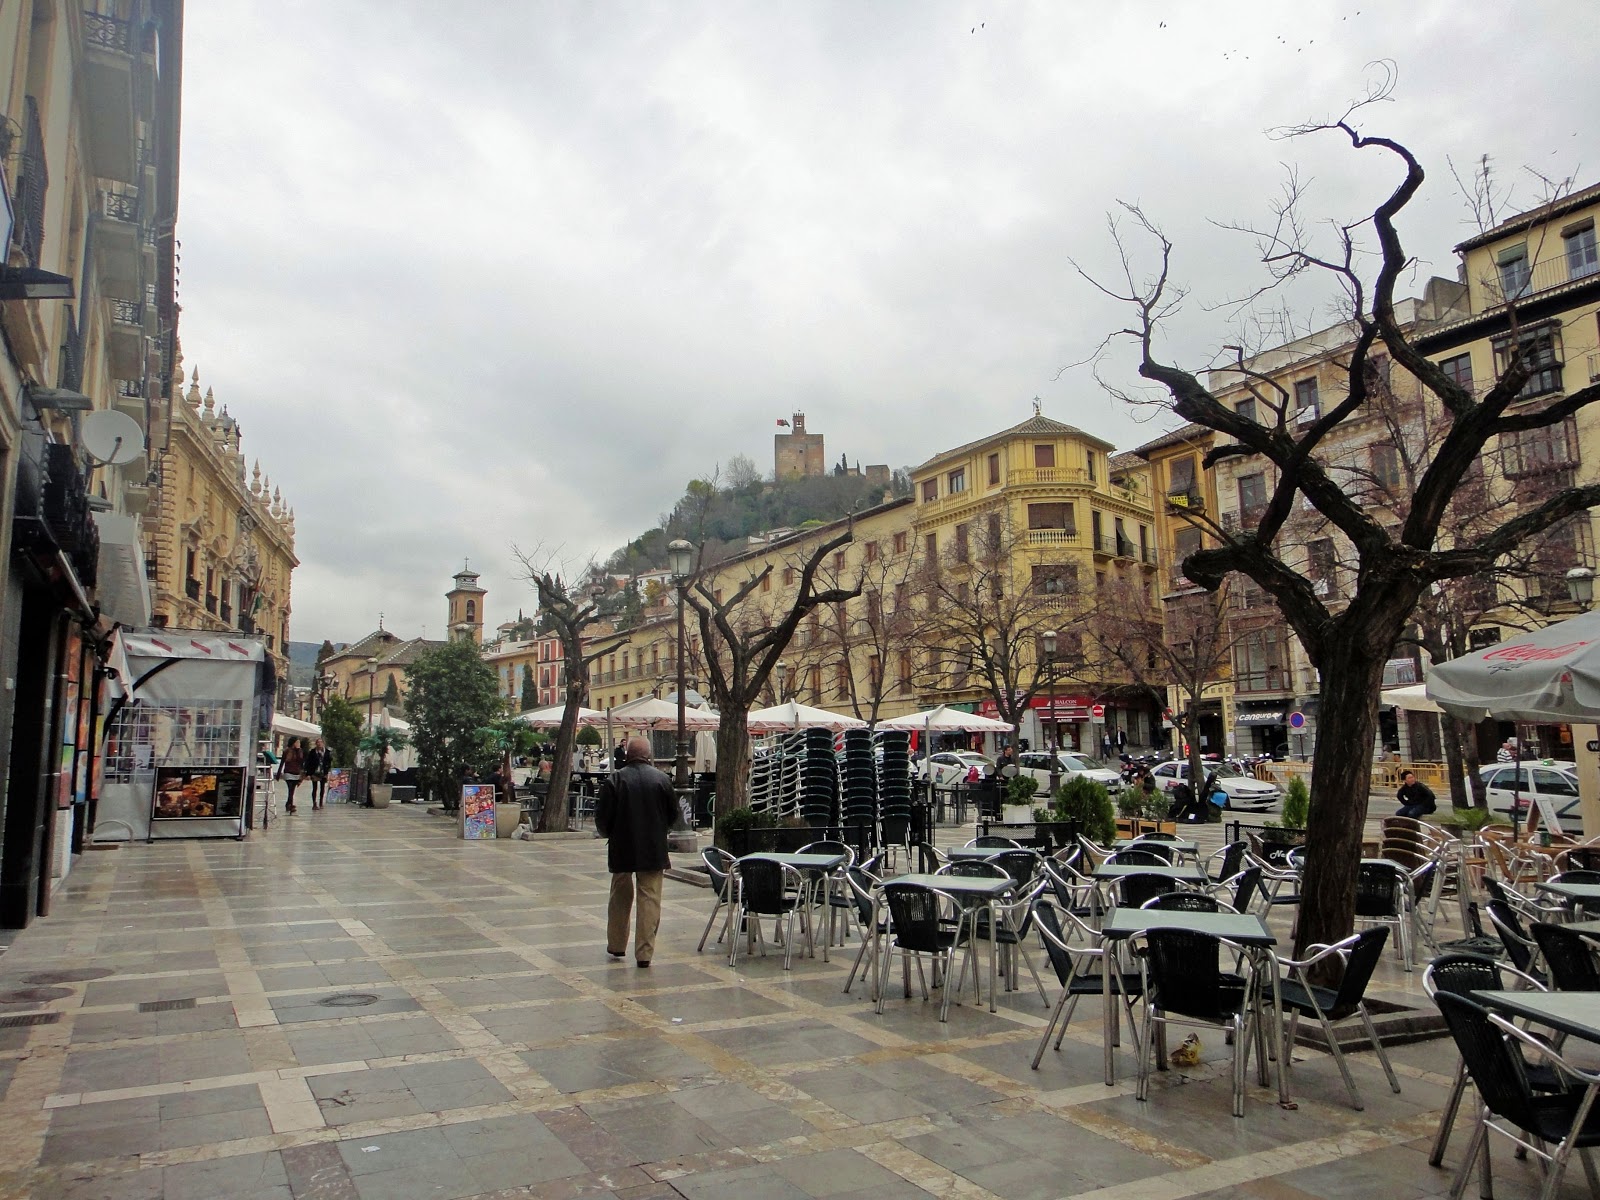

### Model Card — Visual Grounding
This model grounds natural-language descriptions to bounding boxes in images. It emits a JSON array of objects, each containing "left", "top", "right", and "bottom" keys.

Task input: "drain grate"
[
  {"left": 0, "top": 1012, "right": 61, "bottom": 1028},
  {"left": 137, "top": 997, "right": 196, "bottom": 1013},
  {"left": 24, "top": 968, "right": 115, "bottom": 985},
  {"left": 318, "top": 992, "right": 380, "bottom": 1008}
]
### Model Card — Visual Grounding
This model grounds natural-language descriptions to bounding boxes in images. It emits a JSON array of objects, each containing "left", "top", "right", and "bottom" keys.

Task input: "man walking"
[{"left": 596, "top": 736, "right": 677, "bottom": 967}]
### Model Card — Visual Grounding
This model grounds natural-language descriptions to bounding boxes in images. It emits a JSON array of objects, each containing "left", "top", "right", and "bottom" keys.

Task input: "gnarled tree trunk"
[{"left": 714, "top": 707, "right": 751, "bottom": 817}]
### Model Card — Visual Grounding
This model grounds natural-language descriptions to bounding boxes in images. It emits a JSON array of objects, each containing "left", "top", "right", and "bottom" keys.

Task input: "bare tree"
[
  {"left": 513, "top": 554, "right": 627, "bottom": 832},
  {"left": 1089, "top": 110, "right": 1600, "bottom": 958},
  {"left": 1079, "top": 574, "right": 1243, "bottom": 792},
  {"left": 686, "top": 524, "right": 860, "bottom": 813}
]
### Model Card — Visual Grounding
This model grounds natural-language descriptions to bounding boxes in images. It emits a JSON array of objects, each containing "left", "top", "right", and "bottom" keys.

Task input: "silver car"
[
  {"left": 1148, "top": 760, "right": 1282, "bottom": 812},
  {"left": 1017, "top": 751, "right": 1125, "bottom": 794}
]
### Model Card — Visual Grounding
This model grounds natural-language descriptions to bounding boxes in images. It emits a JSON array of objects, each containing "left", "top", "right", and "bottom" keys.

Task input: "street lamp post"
[
  {"left": 775, "top": 660, "right": 788, "bottom": 705},
  {"left": 1566, "top": 566, "right": 1595, "bottom": 609},
  {"left": 366, "top": 656, "right": 380, "bottom": 731},
  {"left": 1042, "top": 630, "right": 1059, "bottom": 797},
  {"left": 668, "top": 540, "right": 695, "bottom": 790}
]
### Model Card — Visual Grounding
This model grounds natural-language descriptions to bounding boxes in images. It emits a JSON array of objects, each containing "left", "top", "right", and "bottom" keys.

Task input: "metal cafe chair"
[{"left": 1274, "top": 927, "right": 1401, "bottom": 1111}]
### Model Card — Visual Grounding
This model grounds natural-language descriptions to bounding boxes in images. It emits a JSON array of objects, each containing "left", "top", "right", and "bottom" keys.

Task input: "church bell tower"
[{"left": 446, "top": 562, "right": 486, "bottom": 644}]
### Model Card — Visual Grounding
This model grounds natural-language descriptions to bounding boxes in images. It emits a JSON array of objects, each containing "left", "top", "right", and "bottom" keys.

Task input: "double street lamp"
[
  {"left": 668, "top": 539, "right": 696, "bottom": 790},
  {"left": 1041, "top": 630, "right": 1060, "bottom": 796}
]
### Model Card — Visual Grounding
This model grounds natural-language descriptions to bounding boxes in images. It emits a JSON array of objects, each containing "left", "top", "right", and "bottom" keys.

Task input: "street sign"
[
  {"left": 1090, "top": 703, "right": 1105, "bottom": 719},
  {"left": 1587, "top": 739, "right": 1599, "bottom": 753},
  {"left": 1288, "top": 711, "right": 1306, "bottom": 730}
]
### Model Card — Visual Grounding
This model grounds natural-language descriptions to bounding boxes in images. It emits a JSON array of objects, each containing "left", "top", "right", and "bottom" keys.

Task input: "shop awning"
[
  {"left": 272, "top": 712, "right": 321, "bottom": 738},
  {"left": 93, "top": 512, "right": 151, "bottom": 629}
]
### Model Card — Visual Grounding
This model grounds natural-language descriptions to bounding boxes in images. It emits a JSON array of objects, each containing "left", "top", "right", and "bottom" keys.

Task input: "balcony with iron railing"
[
  {"left": 1166, "top": 489, "right": 1205, "bottom": 511},
  {"left": 111, "top": 298, "right": 143, "bottom": 326},
  {"left": 83, "top": 8, "right": 135, "bottom": 54},
  {"left": 1482, "top": 247, "right": 1600, "bottom": 310},
  {"left": 100, "top": 186, "right": 140, "bottom": 222},
  {"left": 12, "top": 97, "right": 46, "bottom": 269}
]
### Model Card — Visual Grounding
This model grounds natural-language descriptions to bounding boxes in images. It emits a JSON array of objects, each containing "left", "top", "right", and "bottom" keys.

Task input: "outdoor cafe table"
[
  {"left": 1097, "top": 908, "right": 1288, "bottom": 1103},
  {"left": 947, "top": 845, "right": 1025, "bottom": 862},
  {"left": 1534, "top": 879, "right": 1600, "bottom": 917},
  {"left": 1091, "top": 863, "right": 1208, "bottom": 884},
  {"left": 1471, "top": 990, "right": 1600, "bottom": 1045},
  {"left": 884, "top": 873, "right": 1015, "bottom": 1013},
  {"left": 740, "top": 852, "right": 848, "bottom": 962}
]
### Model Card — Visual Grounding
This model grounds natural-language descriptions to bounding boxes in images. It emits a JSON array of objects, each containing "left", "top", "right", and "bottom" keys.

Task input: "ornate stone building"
[{"left": 142, "top": 365, "right": 298, "bottom": 690}]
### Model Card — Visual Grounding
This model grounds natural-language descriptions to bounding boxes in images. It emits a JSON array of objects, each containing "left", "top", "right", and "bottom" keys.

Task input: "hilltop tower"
[{"left": 774, "top": 412, "right": 825, "bottom": 480}]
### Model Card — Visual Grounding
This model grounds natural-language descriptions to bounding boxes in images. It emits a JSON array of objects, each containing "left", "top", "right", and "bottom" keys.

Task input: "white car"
[
  {"left": 1478, "top": 762, "right": 1581, "bottom": 825},
  {"left": 1016, "top": 751, "right": 1125, "bottom": 794},
  {"left": 918, "top": 751, "right": 994, "bottom": 786},
  {"left": 1148, "top": 760, "right": 1282, "bottom": 812}
]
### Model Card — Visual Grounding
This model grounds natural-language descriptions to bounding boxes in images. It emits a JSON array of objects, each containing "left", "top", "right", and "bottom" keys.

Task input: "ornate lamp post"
[
  {"left": 1042, "top": 630, "right": 1059, "bottom": 797},
  {"left": 775, "top": 660, "right": 788, "bottom": 704},
  {"left": 668, "top": 539, "right": 696, "bottom": 789},
  {"left": 365, "top": 656, "right": 380, "bottom": 730}
]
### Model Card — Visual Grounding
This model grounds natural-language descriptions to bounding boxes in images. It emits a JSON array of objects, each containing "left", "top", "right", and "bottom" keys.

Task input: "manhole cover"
[
  {"left": 0, "top": 987, "right": 72, "bottom": 1004},
  {"left": 23, "top": 968, "right": 114, "bottom": 985},
  {"left": 318, "top": 993, "right": 380, "bottom": 1008}
]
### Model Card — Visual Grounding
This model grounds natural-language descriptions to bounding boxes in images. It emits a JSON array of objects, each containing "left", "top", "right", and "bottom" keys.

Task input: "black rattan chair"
[
  {"left": 840, "top": 866, "right": 888, "bottom": 997},
  {"left": 1354, "top": 859, "right": 1413, "bottom": 971},
  {"left": 1117, "top": 871, "right": 1178, "bottom": 911},
  {"left": 1422, "top": 951, "right": 1554, "bottom": 1169},
  {"left": 696, "top": 847, "right": 738, "bottom": 953},
  {"left": 1433, "top": 992, "right": 1600, "bottom": 1199},
  {"left": 1140, "top": 891, "right": 1229, "bottom": 913},
  {"left": 1530, "top": 922, "right": 1600, "bottom": 992},
  {"left": 1135, "top": 928, "right": 1261, "bottom": 1118},
  {"left": 1485, "top": 899, "right": 1546, "bottom": 983},
  {"left": 876, "top": 882, "right": 974, "bottom": 1021},
  {"left": 730, "top": 858, "right": 811, "bottom": 970},
  {"left": 1206, "top": 840, "right": 1248, "bottom": 885},
  {"left": 1107, "top": 846, "right": 1173, "bottom": 866},
  {"left": 1031, "top": 898, "right": 1142, "bottom": 1070},
  {"left": 1275, "top": 927, "right": 1400, "bottom": 1110},
  {"left": 968, "top": 835, "right": 1021, "bottom": 849}
]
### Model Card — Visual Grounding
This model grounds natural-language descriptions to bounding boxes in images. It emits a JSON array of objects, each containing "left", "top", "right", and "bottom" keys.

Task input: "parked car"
[
  {"left": 1148, "top": 760, "right": 1282, "bottom": 811},
  {"left": 1478, "top": 762, "right": 1581, "bottom": 824},
  {"left": 1018, "top": 751, "right": 1125, "bottom": 794},
  {"left": 917, "top": 751, "right": 995, "bottom": 786}
]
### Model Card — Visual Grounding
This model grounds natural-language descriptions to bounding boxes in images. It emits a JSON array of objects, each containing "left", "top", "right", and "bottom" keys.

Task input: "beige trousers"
[{"left": 607, "top": 871, "right": 665, "bottom": 963}]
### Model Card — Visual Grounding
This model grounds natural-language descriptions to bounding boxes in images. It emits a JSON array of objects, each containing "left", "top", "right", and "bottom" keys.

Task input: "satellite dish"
[{"left": 80, "top": 409, "right": 144, "bottom": 466}]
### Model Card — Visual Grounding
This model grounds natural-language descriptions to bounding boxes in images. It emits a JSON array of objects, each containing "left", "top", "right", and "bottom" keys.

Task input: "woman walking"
[
  {"left": 279, "top": 738, "right": 306, "bottom": 814},
  {"left": 304, "top": 739, "right": 331, "bottom": 810}
]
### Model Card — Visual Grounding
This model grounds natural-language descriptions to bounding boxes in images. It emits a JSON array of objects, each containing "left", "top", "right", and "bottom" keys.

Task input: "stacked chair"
[
  {"left": 798, "top": 727, "right": 838, "bottom": 827},
  {"left": 876, "top": 730, "right": 914, "bottom": 865},
  {"left": 838, "top": 728, "right": 877, "bottom": 852}
]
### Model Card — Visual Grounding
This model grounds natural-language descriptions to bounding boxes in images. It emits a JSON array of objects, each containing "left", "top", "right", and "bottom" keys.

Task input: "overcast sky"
[{"left": 176, "top": 1, "right": 1600, "bottom": 646}]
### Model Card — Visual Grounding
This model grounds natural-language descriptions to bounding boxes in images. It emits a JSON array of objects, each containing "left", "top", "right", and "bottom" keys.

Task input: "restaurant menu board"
[
  {"left": 152, "top": 766, "right": 245, "bottom": 821},
  {"left": 461, "top": 784, "right": 496, "bottom": 840},
  {"left": 326, "top": 769, "right": 350, "bottom": 804}
]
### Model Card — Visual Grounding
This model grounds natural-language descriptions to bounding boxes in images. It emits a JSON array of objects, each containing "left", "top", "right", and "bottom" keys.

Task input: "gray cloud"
[{"left": 175, "top": 0, "right": 1600, "bottom": 643}]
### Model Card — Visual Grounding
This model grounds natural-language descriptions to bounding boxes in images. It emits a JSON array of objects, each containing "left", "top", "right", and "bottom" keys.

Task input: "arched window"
[{"left": 465, "top": 599, "right": 475, "bottom": 621}]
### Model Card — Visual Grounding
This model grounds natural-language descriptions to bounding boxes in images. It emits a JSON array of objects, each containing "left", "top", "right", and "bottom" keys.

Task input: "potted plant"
[
  {"left": 1003, "top": 774, "right": 1040, "bottom": 824},
  {"left": 359, "top": 726, "right": 411, "bottom": 809},
  {"left": 1117, "top": 785, "right": 1173, "bottom": 835},
  {"left": 1050, "top": 776, "right": 1116, "bottom": 846},
  {"left": 714, "top": 805, "right": 777, "bottom": 856}
]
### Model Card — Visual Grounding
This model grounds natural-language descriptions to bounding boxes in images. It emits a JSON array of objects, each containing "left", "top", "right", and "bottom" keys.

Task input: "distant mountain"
[{"left": 286, "top": 639, "right": 343, "bottom": 689}]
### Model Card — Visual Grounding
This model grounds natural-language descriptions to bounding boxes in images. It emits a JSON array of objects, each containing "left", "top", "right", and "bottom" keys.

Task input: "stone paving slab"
[{"left": 0, "top": 802, "right": 1590, "bottom": 1199}]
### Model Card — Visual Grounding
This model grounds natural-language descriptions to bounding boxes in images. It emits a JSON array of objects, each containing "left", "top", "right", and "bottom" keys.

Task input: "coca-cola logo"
[{"left": 1482, "top": 641, "right": 1590, "bottom": 671}]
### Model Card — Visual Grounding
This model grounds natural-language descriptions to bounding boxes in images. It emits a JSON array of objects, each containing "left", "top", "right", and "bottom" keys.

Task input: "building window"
[
  {"left": 1503, "top": 417, "right": 1580, "bottom": 478},
  {"left": 894, "top": 581, "right": 908, "bottom": 611},
  {"left": 1497, "top": 243, "right": 1531, "bottom": 298},
  {"left": 760, "top": 573, "right": 770, "bottom": 593},
  {"left": 864, "top": 541, "right": 878, "bottom": 563},
  {"left": 898, "top": 654, "right": 912, "bottom": 691},
  {"left": 1439, "top": 353, "right": 1474, "bottom": 392},
  {"left": 1238, "top": 472, "right": 1267, "bottom": 520},
  {"left": 465, "top": 599, "right": 475, "bottom": 621},
  {"left": 1308, "top": 538, "right": 1337, "bottom": 598},
  {"left": 925, "top": 532, "right": 936, "bottom": 561},
  {"left": 893, "top": 530, "right": 907, "bottom": 555},
  {"left": 1236, "top": 397, "right": 1257, "bottom": 423},
  {"left": 1086, "top": 451, "right": 1096, "bottom": 482},
  {"left": 1172, "top": 525, "right": 1202, "bottom": 584},
  {"left": 808, "top": 666, "right": 822, "bottom": 702},
  {"left": 1034, "top": 443, "right": 1056, "bottom": 469},
  {"left": 1293, "top": 378, "right": 1319, "bottom": 419},
  {"left": 948, "top": 467, "right": 966, "bottom": 494},
  {"left": 987, "top": 453, "right": 1000, "bottom": 485},
  {"left": 835, "top": 661, "right": 850, "bottom": 696},
  {"left": 783, "top": 566, "right": 795, "bottom": 586},
  {"left": 987, "top": 512, "right": 1001, "bottom": 549},
  {"left": 1565, "top": 221, "right": 1598, "bottom": 280},
  {"left": 1363, "top": 353, "right": 1392, "bottom": 391},
  {"left": 833, "top": 551, "right": 845, "bottom": 574},
  {"left": 866, "top": 592, "right": 882, "bottom": 625},
  {"left": 1371, "top": 443, "right": 1402, "bottom": 490},
  {"left": 920, "top": 479, "right": 938, "bottom": 502},
  {"left": 1492, "top": 324, "right": 1564, "bottom": 399},
  {"left": 1233, "top": 626, "right": 1288, "bottom": 693},
  {"left": 954, "top": 524, "right": 969, "bottom": 563},
  {"left": 1031, "top": 563, "right": 1079, "bottom": 594},
  {"left": 869, "top": 655, "right": 882, "bottom": 690},
  {"left": 1167, "top": 455, "right": 1197, "bottom": 503}
]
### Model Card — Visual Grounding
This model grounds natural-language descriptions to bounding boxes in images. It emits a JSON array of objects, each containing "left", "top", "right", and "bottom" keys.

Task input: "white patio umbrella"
[
  {"left": 1425, "top": 608, "right": 1600, "bottom": 722},
  {"left": 515, "top": 703, "right": 604, "bottom": 728},
  {"left": 876, "top": 704, "right": 1016, "bottom": 732},
  {"left": 607, "top": 694, "right": 722, "bottom": 730},
  {"left": 1380, "top": 683, "right": 1442, "bottom": 714},
  {"left": 746, "top": 700, "right": 867, "bottom": 732}
]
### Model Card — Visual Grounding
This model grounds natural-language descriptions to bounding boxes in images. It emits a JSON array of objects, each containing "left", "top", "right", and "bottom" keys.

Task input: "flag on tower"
[{"left": 776, "top": 418, "right": 789, "bottom": 427}]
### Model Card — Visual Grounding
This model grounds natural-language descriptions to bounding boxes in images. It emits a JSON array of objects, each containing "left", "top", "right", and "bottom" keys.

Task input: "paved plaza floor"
[{"left": 0, "top": 802, "right": 1590, "bottom": 1199}]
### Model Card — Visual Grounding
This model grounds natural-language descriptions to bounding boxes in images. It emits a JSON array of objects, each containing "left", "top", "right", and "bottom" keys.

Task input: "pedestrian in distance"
[
  {"left": 278, "top": 738, "right": 305, "bottom": 814},
  {"left": 304, "top": 738, "right": 330, "bottom": 810},
  {"left": 1395, "top": 771, "right": 1436, "bottom": 818},
  {"left": 1496, "top": 738, "right": 1518, "bottom": 763},
  {"left": 596, "top": 736, "right": 677, "bottom": 967}
]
